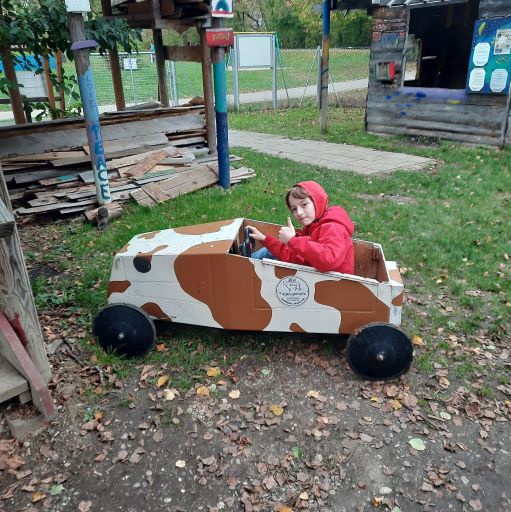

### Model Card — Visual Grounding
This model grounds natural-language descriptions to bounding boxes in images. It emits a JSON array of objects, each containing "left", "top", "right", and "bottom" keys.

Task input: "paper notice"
[
  {"left": 490, "top": 69, "right": 508, "bottom": 92},
  {"left": 494, "top": 29, "right": 511, "bottom": 55},
  {"left": 468, "top": 68, "right": 486, "bottom": 91},
  {"left": 473, "top": 42, "right": 491, "bottom": 66}
]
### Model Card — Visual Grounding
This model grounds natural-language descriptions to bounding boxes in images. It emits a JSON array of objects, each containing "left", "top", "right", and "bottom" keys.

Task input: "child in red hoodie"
[{"left": 247, "top": 180, "right": 355, "bottom": 274}]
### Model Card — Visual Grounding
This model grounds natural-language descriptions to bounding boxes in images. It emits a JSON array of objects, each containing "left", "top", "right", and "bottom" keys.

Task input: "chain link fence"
[
  {"left": 87, "top": 46, "right": 370, "bottom": 113},
  {"left": 0, "top": 46, "right": 370, "bottom": 122}
]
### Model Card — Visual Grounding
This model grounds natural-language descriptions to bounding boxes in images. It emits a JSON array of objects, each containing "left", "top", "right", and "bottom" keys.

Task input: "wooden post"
[
  {"left": 153, "top": 29, "right": 169, "bottom": 107},
  {"left": 67, "top": 11, "right": 112, "bottom": 205},
  {"left": 42, "top": 56, "right": 57, "bottom": 119},
  {"left": 199, "top": 29, "right": 216, "bottom": 154},
  {"left": 57, "top": 50, "right": 66, "bottom": 112},
  {"left": 101, "top": 0, "right": 126, "bottom": 111},
  {"left": 0, "top": 47, "right": 25, "bottom": 125},
  {"left": 320, "top": 0, "right": 331, "bottom": 134},
  {"left": 0, "top": 165, "right": 50, "bottom": 383}
]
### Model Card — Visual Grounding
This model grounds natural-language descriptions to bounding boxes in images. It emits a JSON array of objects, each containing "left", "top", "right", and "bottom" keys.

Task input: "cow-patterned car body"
[{"left": 96, "top": 218, "right": 413, "bottom": 380}]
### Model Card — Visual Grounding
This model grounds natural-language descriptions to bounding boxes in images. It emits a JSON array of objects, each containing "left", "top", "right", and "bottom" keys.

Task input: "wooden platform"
[{"left": 0, "top": 356, "right": 30, "bottom": 404}]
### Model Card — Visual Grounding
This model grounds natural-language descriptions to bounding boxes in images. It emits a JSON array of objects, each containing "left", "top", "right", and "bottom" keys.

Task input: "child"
[{"left": 247, "top": 180, "right": 355, "bottom": 274}]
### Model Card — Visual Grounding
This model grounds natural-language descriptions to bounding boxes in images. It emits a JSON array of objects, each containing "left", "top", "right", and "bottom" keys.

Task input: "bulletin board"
[
  {"left": 466, "top": 17, "right": 511, "bottom": 95},
  {"left": 236, "top": 34, "right": 274, "bottom": 69}
]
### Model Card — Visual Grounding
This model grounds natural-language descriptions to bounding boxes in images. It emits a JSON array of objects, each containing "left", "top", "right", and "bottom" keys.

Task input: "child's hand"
[
  {"left": 246, "top": 225, "right": 266, "bottom": 242},
  {"left": 279, "top": 218, "right": 296, "bottom": 245}
]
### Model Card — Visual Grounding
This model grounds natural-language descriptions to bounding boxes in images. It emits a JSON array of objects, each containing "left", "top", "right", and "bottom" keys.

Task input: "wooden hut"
[{"left": 366, "top": 0, "right": 511, "bottom": 146}]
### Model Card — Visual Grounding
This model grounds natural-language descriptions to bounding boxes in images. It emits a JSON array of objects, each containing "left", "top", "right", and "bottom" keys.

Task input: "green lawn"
[{"left": 26, "top": 106, "right": 511, "bottom": 387}]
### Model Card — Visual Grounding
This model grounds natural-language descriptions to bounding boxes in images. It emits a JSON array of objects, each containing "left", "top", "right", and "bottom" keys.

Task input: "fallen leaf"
[
  {"left": 50, "top": 484, "right": 64, "bottom": 496},
  {"left": 389, "top": 399, "right": 402, "bottom": 410},
  {"left": 196, "top": 386, "right": 209, "bottom": 396},
  {"left": 412, "top": 335, "right": 424, "bottom": 346},
  {"left": 440, "top": 412, "right": 452, "bottom": 420},
  {"left": 270, "top": 404, "right": 283, "bottom": 416},
  {"left": 229, "top": 389, "right": 240, "bottom": 399},
  {"left": 175, "top": 460, "right": 186, "bottom": 468},
  {"left": 261, "top": 368, "right": 271, "bottom": 376},
  {"left": 153, "top": 431, "right": 164, "bottom": 443},
  {"left": 307, "top": 390, "right": 319, "bottom": 399},
  {"left": 409, "top": 438, "right": 426, "bottom": 451},
  {"left": 32, "top": 492, "right": 46, "bottom": 503},
  {"left": 469, "top": 499, "right": 483, "bottom": 511},
  {"left": 156, "top": 375, "right": 169, "bottom": 388},
  {"left": 299, "top": 492, "right": 309, "bottom": 500},
  {"left": 207, "top": 367, "right": 221, "bottom": 378},
  {"left": 78, "top": 501, "right": 92, "bottom": 512},
  {"left": 163, "top": 389, "right": 175, "bottom": 401}
]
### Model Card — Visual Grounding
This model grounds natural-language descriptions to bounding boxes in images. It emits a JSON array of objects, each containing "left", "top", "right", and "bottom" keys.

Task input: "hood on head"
[{"left": 297, "top": 180, "right": 328, "bottom": 219}]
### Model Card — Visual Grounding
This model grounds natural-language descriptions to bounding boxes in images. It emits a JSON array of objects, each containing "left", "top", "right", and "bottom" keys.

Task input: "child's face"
[{"left": 288, "top": 195, "right": 316, "bottom": 227}]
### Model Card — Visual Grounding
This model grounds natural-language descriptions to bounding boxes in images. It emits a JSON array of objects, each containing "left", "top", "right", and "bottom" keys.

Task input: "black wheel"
[
  {"left": 346, "top": 323, "right": 413, "bottom": 381},
  {"left": 93, "top": 303, "right": 156, "bottom": 358}
]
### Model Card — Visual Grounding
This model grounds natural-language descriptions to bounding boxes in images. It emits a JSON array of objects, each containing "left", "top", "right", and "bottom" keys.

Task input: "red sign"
[{"left": 205, "top": 28, "right": 234, "bottom": 47}]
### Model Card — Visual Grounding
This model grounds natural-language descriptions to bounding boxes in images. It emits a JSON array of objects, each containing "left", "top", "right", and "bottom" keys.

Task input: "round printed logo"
[{"left": 276, "top": 276, "right": 309, "bottom": 306}]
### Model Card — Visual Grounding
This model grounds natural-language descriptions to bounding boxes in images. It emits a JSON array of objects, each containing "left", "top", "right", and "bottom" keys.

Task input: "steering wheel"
[{"left": 240, "top": 227, "right": 255, "bottom": 257}]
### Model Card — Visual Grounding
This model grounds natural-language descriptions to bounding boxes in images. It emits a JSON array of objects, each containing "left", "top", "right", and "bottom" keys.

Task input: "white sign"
[
  {"left": 123, "top": 58, "right": 138, "bottom": 71},
  {"left": 237, "top": 34, "right": 273, "bottom": 69},
  {"left": 276, "top": 277, "right": 309, "bottom": 307},
  {"left": 495, "top": 29, "right": 511, "bottom": 55},
  {"left": 472, "top": 42, "right": 490, "bottom": 66},
  {"left": 65, "top": 0, "right": 91, "bottom": 12},
  {"left": 490, "top": 69, "right": 508, "bottom": 92},
  {"left": 468, "top": 68, "right": 486, "bottom": 91},
  {"left": 16, "top": 71, "right": 47, "bottom": 99}
]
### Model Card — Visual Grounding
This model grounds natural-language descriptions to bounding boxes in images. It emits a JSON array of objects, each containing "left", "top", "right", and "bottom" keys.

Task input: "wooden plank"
[
  {"left": 14, "top": 170, "right": 76, "bottom": 185},
  {"left": 163, "top": 45, "right": 202, "bottom": 62},
  {"left": 3, "top": 151, "right": 87, "bottom": 163},
  {"left": 0, "top": 313, "right": 55, "bottom": 418},
  {"left": 0, "top": 165, "right": 51, "bottom": 383},
  {"left": 83, "top": 133, "right": 170, "bottom": 157},
  {"left": 0, "top": 356, "right": 30, "bottom": 405},
  {"left": 16, "top": 198, "right": 97, "bottom": 214},
  {"left": 108, "top": 146, "right": 181, "bottom": 169},
  {"left": 78, "top": 169, "right": 118, "bottom": 184},
  {"left": 120, "top": 149, "right": 170, "bottom": 177},
  {"left": 0, "top": 198, "right": 15, "bottom": 238},
  {"left": 84, "top": 201, "right": 123, "bottom": 222},
  {"left": 1, "top": 113, "right": 205, "bottom": 158},
  {"left": 130, "top": 188, "right": 156, "bottom": 207},
  {"left": 140, "top": 182, "right": 171, "bottom": 203}
]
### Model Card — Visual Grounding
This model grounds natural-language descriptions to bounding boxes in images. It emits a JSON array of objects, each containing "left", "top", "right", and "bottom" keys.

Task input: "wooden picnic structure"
[{"left": 366, "top": 0, "right": 511, "bottom": 147}]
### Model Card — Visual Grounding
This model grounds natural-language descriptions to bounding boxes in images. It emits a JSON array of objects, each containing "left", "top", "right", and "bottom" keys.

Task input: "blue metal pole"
[
  {"left": 68, "top": 13, "right": 111, "bottom": 205},
  {"left": 213, "top": 47, "right": 230, "bottom": 189}
]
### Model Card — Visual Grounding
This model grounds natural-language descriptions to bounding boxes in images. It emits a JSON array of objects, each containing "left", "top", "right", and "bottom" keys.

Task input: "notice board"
[{"left": 466, "top": 18, "right": 511, "bottom": 95}]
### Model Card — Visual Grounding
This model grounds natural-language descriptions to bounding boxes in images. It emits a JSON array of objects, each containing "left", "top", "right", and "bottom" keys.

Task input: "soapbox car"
[{"left": 93, "top": 218, "right": 413, "bottom": 381}]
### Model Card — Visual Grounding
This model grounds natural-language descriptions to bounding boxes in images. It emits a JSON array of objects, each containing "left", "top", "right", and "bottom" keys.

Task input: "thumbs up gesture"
[{"left": 279, "top": 217, "right": 296, "bottom": 245}]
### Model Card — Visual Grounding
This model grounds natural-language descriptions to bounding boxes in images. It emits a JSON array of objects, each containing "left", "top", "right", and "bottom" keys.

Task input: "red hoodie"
[{"left": 262, "top": 181, "right": 355, "bottom": 274}]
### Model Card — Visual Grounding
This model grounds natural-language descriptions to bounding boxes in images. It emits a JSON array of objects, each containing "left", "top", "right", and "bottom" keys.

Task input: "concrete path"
[{"left": 229, "top": 130, "right": 435, "bottom": 175}]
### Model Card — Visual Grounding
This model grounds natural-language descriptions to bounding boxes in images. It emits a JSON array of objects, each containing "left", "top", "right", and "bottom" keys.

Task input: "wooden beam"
[
  {"left": 153, "top": 29, "right": 169, "bottom": 106},
  {"left": 0, "top": 165, "right": 50, "bottom": 383},
  {"left": 199, "top": 29, "right": 216, "bottom": 154},
  {"left": 163, "top": 45, "right": 202, "bottom": 62},
  {"left": 0, "top": 198, "right": 15, "bottom": 239},
  {"left": 0, "top": 47, "right": 25, "bottom": 125},
  {"left": 42, "top": 56, "right": 57, "bottom": 118},
  {"left": 56, "top": 50, "right": 66, "bottom": 112},
  {"left": 101, "top": 0, "right": 126, "bottom": 111}
]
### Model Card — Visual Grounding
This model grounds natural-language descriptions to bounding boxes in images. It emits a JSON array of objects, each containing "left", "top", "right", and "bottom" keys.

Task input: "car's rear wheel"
[
  {"left": 345, "top": 323, "right": 413, "bottom": 381},
  {"left": 93, "top": 303, "right": 156, "bottom": 358}
]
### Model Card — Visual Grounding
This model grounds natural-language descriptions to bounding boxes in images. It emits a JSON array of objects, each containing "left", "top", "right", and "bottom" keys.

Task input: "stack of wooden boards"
[{"left": 0, "top": 105, "right": 256, "bottom": 218}]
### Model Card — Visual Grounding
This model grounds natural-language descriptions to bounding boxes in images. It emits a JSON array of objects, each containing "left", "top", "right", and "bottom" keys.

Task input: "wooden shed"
[{"left": 366, "top": 0, "right": 511, "bottom": 146}]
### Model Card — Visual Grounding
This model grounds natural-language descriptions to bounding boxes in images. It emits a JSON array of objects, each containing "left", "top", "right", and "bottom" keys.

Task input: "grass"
[{"left": 26, "top": 105, "right": 511, "bottom": 388}]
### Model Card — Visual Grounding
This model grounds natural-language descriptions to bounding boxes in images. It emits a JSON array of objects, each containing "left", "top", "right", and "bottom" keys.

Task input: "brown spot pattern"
[
  {"left": 142, "top": 302, "right": 170, "bottom": 320},
  {"left": 174, "top": 248, "right": 272, "bottom": 330},
  {"left": 107, "top": 280, "right": 131, "bottom": 297},
  {"left": 289, "top": 323, "right": 306, "bottom": 333},
  {"left": 138, "top": 231, "right": 161, "bottom": 240},
  {"left": 274, "top": 266, "right": 297, "bottom": 279},
  {"left": 118, "top": 244, "right": 129, "bottom": 254},
  {"left": 174, "top": 219, "right": 235, "bottom": 235},
  {"left": 136, "top": 245, "right": 169, "bottom": 264},
  {"left": 315, "top": 280, "right": 390, "bottom": 334}
]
